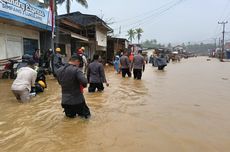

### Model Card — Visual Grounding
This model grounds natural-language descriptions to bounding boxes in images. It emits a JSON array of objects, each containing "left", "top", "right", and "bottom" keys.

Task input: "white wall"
[
  {"left": 96, "top": 26, "right": 107, "bottom": 48},
  {"left": 0, "top": 23, "right": 39, "bottom": 59}
]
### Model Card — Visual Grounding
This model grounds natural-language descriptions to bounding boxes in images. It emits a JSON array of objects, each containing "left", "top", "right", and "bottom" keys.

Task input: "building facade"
[
  {"left": 0, "top": 0, "right": 52, "bottom": 60},
  {"left": 56, "top": 12, "right": 113, "bottom": 61},
  {"left": 107, "top": 37, "right": 129, "bottom": 62}
]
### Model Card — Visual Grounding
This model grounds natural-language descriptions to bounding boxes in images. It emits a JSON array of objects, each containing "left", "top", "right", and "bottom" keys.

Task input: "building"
[
  {"left": 128, "top": 44, "right": 143, "bottom": 55},
  {"left": 0, "top": 0, "right": 52, "bottom": 60},
  {"left": 107, "top": 37, "right": 129, "bottom": 62},
  {"left": 56, "top": 12, "right": 113, "bottom": 61}
]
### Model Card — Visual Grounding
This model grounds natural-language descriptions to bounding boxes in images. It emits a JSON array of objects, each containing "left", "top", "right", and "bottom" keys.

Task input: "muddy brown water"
[{"left": 0, "top": 57, "right": 230, "bottom": 152}]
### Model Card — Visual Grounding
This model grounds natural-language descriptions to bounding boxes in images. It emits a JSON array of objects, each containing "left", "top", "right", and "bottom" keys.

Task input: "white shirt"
[
  {"left": 79, "top": 54, "right": 87, "bottom": 74},
  {"left": 11, "top": 67, "right": 37, "bottom": 92}
]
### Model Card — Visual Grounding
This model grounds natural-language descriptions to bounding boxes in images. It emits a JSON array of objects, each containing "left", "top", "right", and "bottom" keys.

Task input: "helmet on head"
[
  {"left": 56, "top": 48, "right": 61, "bottom": 52},
  {"left": 38, "top": 80, "right": 46, "bottom": 88},
  {"left": 81, "top": 47, "right": 85, "bottom": 51}
]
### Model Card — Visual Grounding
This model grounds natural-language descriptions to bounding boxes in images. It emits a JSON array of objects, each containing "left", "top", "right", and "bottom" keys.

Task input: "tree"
[
  {"left": 153, "top": 39, "right": 157, "bottom": 45},
  {"left": 127, "top": 29, "right": 136, "bottom": 43},
  {"left": 135, "top": 28, "right": 144, "bottom": 44},
  {"left": 57, "top": 0, "right": 88, "bottom": 14}
]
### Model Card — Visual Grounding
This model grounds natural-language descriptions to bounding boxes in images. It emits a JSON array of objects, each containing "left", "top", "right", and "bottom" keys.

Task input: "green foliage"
[
  {"left": 135, "top": 28, "right": 144, "bottom": 44},
  {"left": 141, "top": 39, "right": 165, "bottom": 48},
  {"left": 127, "top": 29, "right": 136, "bottom": 43},
  {"left": 57, "top": 0, "right": 88, "bottom": 14},
  {"left": 186, "top": 43, "right": 215, "bottom": 55}
]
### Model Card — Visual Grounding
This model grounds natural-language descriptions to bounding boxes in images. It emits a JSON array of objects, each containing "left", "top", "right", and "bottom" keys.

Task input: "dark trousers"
[
  {"left": 88, "top": 83, "right": 104, "bottom": 92},
  {"left": 133, "top": 69, "right": 142, "bottom": 80},
  {"left": 62, "top": 100, "right": 91, "bottom": 118},
  {"left": 121, "top": 68, "right": 131, "bottom": 77}
]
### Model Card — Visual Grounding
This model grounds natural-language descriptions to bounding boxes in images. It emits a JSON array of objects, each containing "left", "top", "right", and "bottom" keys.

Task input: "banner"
[{"left": 0, "top": 0, "right": 51, "bottom": 27}]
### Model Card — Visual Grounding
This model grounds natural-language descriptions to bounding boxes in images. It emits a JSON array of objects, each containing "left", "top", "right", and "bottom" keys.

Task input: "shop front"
[{"left": 0, "top": 0, "right": 52, "bottom": 60}]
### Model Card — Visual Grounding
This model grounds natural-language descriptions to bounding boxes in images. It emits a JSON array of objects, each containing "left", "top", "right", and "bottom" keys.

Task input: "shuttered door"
[
  {"left": 6, "top": 35, "right": 22, "bottom": 58},
  {"left": 0, "top": 34, "right": 6, "bottom": 59}
]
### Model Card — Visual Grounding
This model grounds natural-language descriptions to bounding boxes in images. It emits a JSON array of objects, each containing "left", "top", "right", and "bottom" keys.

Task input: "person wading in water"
[{"left": 56, "top": 55, "right": 91, "bottom": 119}]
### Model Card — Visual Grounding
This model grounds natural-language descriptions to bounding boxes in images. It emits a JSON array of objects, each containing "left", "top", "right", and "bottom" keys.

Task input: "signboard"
[{"left": 0, "top": 0, "right": 51, "bottom": 29}]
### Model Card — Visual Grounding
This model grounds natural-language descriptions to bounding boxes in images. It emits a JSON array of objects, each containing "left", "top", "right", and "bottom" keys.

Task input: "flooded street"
[{"left": 0, "top": 57, "right": 230, "bottom": 152}]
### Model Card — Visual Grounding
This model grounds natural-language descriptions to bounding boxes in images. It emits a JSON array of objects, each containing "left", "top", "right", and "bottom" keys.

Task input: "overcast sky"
[{"left": 58, "top": 0, "right": 230, "bottom": 45}]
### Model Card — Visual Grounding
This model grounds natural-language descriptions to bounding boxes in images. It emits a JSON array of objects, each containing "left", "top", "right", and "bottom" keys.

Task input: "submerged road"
[{"left": 0, "top": 57, "right": 230, "bottom": 152}]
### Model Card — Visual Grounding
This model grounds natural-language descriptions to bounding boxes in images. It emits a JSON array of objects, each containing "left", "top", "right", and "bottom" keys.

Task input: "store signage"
[{"left": 0, "top": 0, "right": 51, "bottom": 26}]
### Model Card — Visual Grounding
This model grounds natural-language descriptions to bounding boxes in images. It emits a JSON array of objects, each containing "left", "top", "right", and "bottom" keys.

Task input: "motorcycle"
[{"left": 2, "top": 59, "right": 18, "bottom": 79}]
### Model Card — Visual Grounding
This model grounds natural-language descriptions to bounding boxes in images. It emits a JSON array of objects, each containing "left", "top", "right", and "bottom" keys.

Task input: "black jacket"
[{"left": 57, "top": 64, "right": 88, "bottom": 105}]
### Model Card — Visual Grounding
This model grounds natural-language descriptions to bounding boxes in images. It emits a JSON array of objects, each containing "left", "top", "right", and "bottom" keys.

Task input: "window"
[{"left": 23, "top": 38, "right": 38, "bottom": 55}]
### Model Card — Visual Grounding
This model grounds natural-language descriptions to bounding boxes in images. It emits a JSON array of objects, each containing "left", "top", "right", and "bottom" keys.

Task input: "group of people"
[
  {"left": 56, "top": 47, "right": 109, "bottom": 118},
  {"left": 11, "top": 46, "right": 109, "bottom": 119},
  {"left": 11, "top": 50, "right": 49, "bottom": 102},
  {"left": 114, "top": 50, "right": 146, "bottom": 80},
  {"left": 56, "top": 52, "right": 109, "bottom": 118}
]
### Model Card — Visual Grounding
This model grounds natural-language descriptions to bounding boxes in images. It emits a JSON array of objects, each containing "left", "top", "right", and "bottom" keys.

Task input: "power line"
[
  {"left": 114, "top": 0, "right": 178, "bottom": 24},
  {"left": 113, "top": 0, "right": 185, "bottom": 31},
  {"left": 118, "top": 0, "right": 186, "bottom": 35},
  {"left": 212, "top": 0, "right": 230, "bottom": 38}
]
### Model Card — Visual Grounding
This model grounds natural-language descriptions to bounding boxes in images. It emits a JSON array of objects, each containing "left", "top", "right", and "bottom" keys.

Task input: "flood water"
[{"left": 0, "top": 57, "right": 230, "bottom": 152}]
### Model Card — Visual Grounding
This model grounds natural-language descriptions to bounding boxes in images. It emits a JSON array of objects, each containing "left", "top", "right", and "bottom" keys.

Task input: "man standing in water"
[
  {"left": 132, "top": 50, "right": 145, "bottom": 80},
  {"left": 11, "top": 59, "right": 37, "bottom": 102},
  {"left": 87, "top": 54, "right": 109, "bottom": 92},
  {"left": 56, "top": 55, "right": 90, "bottom": 119},
  {"left": 120, "top": 51, "right": 131, "bottom": 78},
  {"left": 52, "top": 47, "right": 64, "bottom": 77}
]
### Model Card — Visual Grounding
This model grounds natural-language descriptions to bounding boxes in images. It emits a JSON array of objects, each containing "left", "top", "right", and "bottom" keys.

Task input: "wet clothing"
[
  {"left": 120, "top": 55, "right": 130, "bottom": 69},
  {"left": 156, "top": 56, "right": 167, "bottom": 70},
  {"left": 57, "top": 64, "right": 88, "bottom": 105},
  {"left": 52, "top": 53, "right": 64, "bottom": 76},
  {"left": 87, "top": 60, "right": 107, "bottom": 92},
  {"left": 133, "top": 69, "right": 142, "bottom": 80},
  {"left": 133, "top": 54, "right": 145, "bottom": 70},
  {"left": 121, "top": 68, "right": 131, "bottom": 77},
  {"left": 56, "top": 63, "right": 90, "bottom": 118},
  {"left": 132, "top": 54, "right": 145, "bottom": 80},
  {"left": 120, "top": 55, "right": 131, "bottom": 77},
  {"left": 88, "top": 83, "right": 104, "bottom": 92},
  {"left": 12, "top": 89, "right": 31, "bottom": 102},
  {"left": 87, "top": 61, "right": 107, "bottom": 83},
  {"left": 12, "top": 67, "right": 37, "bottom": 93},
  {"left": 61, "top": 98, "right": 90, "bottom": 118},
  {"left": 11, "top": 67, "right": 37, "bottom": 102}
]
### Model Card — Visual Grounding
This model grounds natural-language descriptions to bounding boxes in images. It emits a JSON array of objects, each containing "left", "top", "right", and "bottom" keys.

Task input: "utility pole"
[
  {"left": 213, "top": 38, "right": 217, "bottom": 50},
  {"left": 219, "top": 37, "right": 221, "bottom": 48},
  {"left": 218, "top": 21, "right": 228, "bottom": 61}
]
